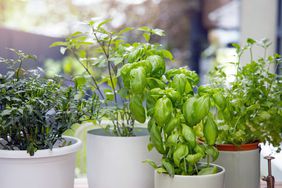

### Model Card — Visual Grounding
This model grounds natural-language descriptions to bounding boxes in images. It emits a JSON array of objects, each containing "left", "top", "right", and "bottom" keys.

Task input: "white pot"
[
  {"left": 0, "top": 136, "right": 82, "bottom": 188},
  {"left": 215, "top": 143, "right": 260, "bottom": 188},
  {"left": 154, "top": 163, "right": 225, "bottom": 188},
  {"left": 87, "top": 127, "right": 160, "bottom": 188}
]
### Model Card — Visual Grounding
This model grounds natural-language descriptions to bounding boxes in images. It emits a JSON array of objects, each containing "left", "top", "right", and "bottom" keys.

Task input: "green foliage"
[
  {"left": 0, "top": 50, "right": 100, "bottom": 155},
  {"left": 211, "top": 39, "right": 282, "bottom": 150},
  {"left": 122, "top": 47, "right": 224, "bottom": 176},
  {"left": 51, "top": 19, "right": 172, "bottom": 136}
]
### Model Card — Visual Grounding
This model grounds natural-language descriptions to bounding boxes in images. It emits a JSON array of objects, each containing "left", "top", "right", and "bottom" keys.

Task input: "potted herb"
[
  {"left": 51, "top": 19, "right": 172, "bottom": 188},
  {"left": 121, "top": 57, "right": 226, "bottom": 188},
  {"left": 210, "top": 39, "right": 282, "bottom": 188},
  {"left": 0, "top": 50, "right": 97, "bottom": 188}
]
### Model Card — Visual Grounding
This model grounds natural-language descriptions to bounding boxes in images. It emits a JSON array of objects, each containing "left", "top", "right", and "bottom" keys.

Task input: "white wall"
[{"left": 240, "top": 0, "right": 278, "bottom": 62}]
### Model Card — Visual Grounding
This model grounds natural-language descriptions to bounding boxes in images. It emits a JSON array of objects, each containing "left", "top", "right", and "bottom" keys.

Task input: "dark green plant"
[
  {"left": 121, "top": 56, "right": 225, "bottom": 176},
  {"left": 210, "top": 39, "right": 282, "bottom": 151},
  {"left": 51, "top": 19, "right": 173, "bottom": 136},
  {"left": 0, "top": 50, "right": 100, "bottom": 155}
]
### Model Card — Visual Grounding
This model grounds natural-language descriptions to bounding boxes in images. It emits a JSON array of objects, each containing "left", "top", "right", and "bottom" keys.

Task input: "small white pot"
[
  {"left": 0, "top": 136, "right": 82, "bottom": 188},
  {"left": 154, "top": 163, "right": 225, "bottom": 188},
  {"left": 215, "top": 143, "right": 260, "bottom": 188},
  {"left": 87, "top": 127, "right": 160, "bottom": 188}
]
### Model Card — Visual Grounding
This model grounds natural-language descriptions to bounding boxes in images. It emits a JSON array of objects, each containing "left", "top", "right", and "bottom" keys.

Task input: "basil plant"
[{"left": 121, "top": 54, "right": 226, "bottom": 176}]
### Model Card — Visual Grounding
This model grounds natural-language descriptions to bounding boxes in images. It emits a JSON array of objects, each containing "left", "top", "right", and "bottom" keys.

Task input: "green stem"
[
  {"left": 71, "top": 51, "right": 104, "bottom": 100},
  {"left": 16, "top": 59, "right": 23, "bottom": 80}
]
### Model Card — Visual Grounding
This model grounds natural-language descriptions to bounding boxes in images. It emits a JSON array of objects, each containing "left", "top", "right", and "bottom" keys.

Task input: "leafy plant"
[
  {"left": 210, "top": 39, "right": 282, "bottom": 151},
  {"left": 121, "top": 55, "right": 225, "bottom": 175},
  {"left": 0, "top": 49, "right": 100, "bottom": 155},
  {"left": 51, "top": 19, "right": 173, "bottom": 136}
]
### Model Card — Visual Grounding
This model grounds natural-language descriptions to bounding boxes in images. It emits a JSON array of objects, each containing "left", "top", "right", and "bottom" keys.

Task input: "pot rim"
[
  {"left": 0, "top": 136, "right": 82, "bottom": 159},
  {"left": 155, "top": 163, "right": 225, "bottom": 178},
  {"left": 87, "top": 127, "right": 149, "bottom": 138},
  {"left": 216, "top": 142, "right": 260, "bottom": 151}
]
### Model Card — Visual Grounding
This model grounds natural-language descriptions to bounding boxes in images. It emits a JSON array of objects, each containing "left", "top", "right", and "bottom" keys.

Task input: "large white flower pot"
[
  {"left": 215, "top": 143, "right": 260, "bottom": 188},
  {"left": 154, "top": 163, "right": 225, "bottom": 188},
  {"left": 87, "top": 127, "right": 160, "bottom": 188},
  {"left": 0, "top": 136, "right": 82, "bottom": 188}
]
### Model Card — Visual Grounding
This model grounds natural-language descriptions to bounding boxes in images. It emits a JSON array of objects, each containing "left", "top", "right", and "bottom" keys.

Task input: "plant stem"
[
  {"left": 16, "top": 59, "right": 23, "bottom": 80},
  {"left": 71, "top": 51, "right": 104, "bottom": 100}
]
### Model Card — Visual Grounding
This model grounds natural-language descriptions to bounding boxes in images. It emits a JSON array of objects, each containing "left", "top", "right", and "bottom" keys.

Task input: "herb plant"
[
  {"left": 210, "top": 39, "right": 282, "bottom": 150},
  {"left": 0, "top": 50, "right": 99, "bottom": 155},
  {"left": 121, "top": 58, "right": 225, "bottom": 176},
  {"left": 51, "top": 19, "right": 173, "bottom": 136}
]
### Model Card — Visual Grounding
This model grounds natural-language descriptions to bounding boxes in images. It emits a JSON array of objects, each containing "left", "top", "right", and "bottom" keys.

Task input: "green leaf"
[
  {"left": 161, "top": 49, "right": 174, "bottom": 61},
  {"left": 173, "top": 144, "right": 189, "bottom": 167},
  {"left": 143, "top": 159, "right": 158, "bottom": 169},
  {"left": 194, "top": 96, "right": 210, "bottom": 123},
  {"left": 143, "top": 33, "right": 151, "bottom": 42},
  {"left": 182, "top": 124, "right": 196, "bottom": 148},
  {"left": 162, "top": 159, "right": 175, "bottom": 177},
  {"left": 97, "top": 18, "right": 112, "bottom": 29},
  {"left": 198, "top": 166, "right": 218, "bottom": 175},
  {"left": 49, "top": 41, "right": 67, "bottom": 48},
  {"left": 150, "top": 123, "right": 165, "bottom": 154},
  {"left": 247, "top": 38, "right": 256, "bottom": 45},
  {"left": 118, "top": 27, "right": 134, "bottom": 35},
  {"left": 156, "top": 167, "right": 167, "bottom": 174},
  {"left": 138, "top": 26, "right": 152, "bottom": 32},
  {"left": 1, "top": 109, "right": 12, "bottom": 116},
  {"left": 74, "top": 76, "right": 87, "bottom": 89},
  {"left": 152, "top": 28, "right": 165, "bottom": 36}
]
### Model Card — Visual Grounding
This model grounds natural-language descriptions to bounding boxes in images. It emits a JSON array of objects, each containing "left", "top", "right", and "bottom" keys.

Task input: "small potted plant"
[
  {"left": 121, "top": 59, "right": 226, "bottom": 188},
  {"left": 0, "top": 50, "right": 97, "bottom": 188},
  {"left": 51, "top": 19, "right": 173, "bottom": 188},
  {"left": 210, "top": 39, "right": 282, "bottom": 188}
]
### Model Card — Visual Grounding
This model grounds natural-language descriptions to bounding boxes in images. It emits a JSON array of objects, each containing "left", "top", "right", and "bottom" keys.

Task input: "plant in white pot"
[
  {"left": 51, "top": 19, "right": 173, "bottom": 188},
  {"left": 0, "top": 50, "right": 97, "bottom": 188},
  {"left": 121, "top": 58, "right": 226, "bottom": 188},
  {"left": 210, "top": 39, "right": 282, "bottom": 188}
]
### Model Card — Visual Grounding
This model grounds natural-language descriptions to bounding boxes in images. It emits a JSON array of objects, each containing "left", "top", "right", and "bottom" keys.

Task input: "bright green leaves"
[
  {"left": 164, "top": 116, "right": 180, "bottom": 134},
  {"left": 153, "top": 97, "right": 173, "bottom": 126},
  {"left": 129, "top": 94, "right": 146, "bottom": 123},
  {"left": 183, "top": 97, "right": 197, "bottom": 125},
  {"left": 205, "top": 146, "right": 219, "bottom": 162},
  {"left": 182, "top": 124, "right": 196, "bottom": 149},
  {"left": 212, "top": 92, "right": 226, "bottom": 109},
  {"left": 129, "top": 67, "right": 146, "bottom": 94},
  {"left": 173, "top": 144, "right": 189, "bottom": 167},
  {"left": 194, "top": 96, "right": 210, "bottom": 123},
  {"left": 162, "top": 159, "right": 175, "bottom": 177},
  {"left": 146, "top": 55, "right": 166, "bottom": 78},
  {"left": 203, "top": 116, "right": 218, "bottom": 146},
  {"left": 186, "top": 153, "right": 203, "bottom": 164},
  {"left": 128, "top": 47, "right": 145, "bottom": 63},
  {"left": 171, "top": 73, "right": 187, "bottom": 95},
  {"left": 183, "top": 96, "right": 210, "bottom": 126},
  {"left": 198, "top": 166, "right": 218, "bottom": 175},
  {"left": 150, "top": 123, "right": 165, "bottom": 154}
]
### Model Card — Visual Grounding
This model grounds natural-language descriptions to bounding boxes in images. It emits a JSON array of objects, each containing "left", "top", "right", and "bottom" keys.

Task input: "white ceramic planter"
[
  {"left": 154, "top": 163, "right": 225, "bottom": 188},
  {"left": 87, "top": 127, "right": 160, "bottom": 188},
  {"left": 215, "top": 143, "right": 260, "bottom": 188},
  {"left": 0, "top": 136, "right": 82, "bottom": 188}
]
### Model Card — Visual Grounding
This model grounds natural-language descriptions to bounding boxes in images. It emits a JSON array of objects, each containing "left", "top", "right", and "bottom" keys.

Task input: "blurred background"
[{"left": 0, "top": 0, "right": 281, "bottom": 180}]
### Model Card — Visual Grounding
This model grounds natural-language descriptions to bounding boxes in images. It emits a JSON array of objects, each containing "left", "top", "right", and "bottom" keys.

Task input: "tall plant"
[
  {"left": 51, "top": 19, "right": 174, "bottom": 136},
  {"left": 210, "top": 39, "right": 282, "bottom": 150}
]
